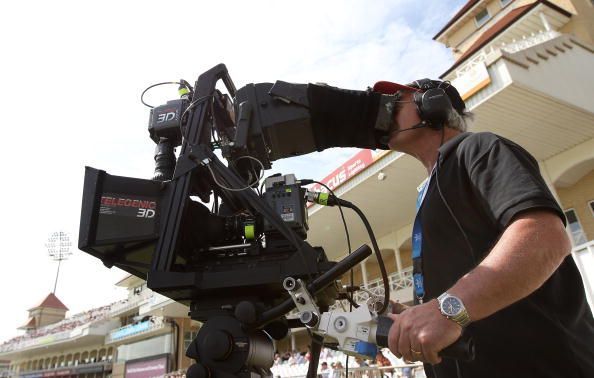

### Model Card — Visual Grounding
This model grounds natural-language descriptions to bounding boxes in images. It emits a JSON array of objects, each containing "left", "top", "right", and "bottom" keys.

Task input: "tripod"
[{"left": 185, "top": 314, "right": 274, "bottom": 378}]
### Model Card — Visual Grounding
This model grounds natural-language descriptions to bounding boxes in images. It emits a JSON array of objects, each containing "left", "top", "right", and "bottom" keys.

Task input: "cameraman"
[{"left": 373, "top": 79, "right": 594, "bottom": 377}]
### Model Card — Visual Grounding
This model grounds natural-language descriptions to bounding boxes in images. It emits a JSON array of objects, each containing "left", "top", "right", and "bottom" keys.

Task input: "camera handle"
[{"left": 285, "top": 280, "right": 475, "bottom": 369}]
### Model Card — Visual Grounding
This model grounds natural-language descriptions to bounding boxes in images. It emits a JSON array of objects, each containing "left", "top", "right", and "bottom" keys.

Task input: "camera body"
[
  {"left": 80, "top": 65, "right": 336, "bottom": 321},
  {"left": 79, "top": 63, "right": 392, "bottom": 310},
  {"left": 77, "top": 64, "right": 400, "bottom": 377}
]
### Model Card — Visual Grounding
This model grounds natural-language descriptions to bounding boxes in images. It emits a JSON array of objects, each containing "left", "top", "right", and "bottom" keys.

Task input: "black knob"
[
  {"left": 202, "top": 330, "right": 232, "bottom": 361},
  {"left": 186, "top": 363, "right": 209, "bottom": 378},
  {"left": 235, "top": 301, "right": 257, "bottom": 325}
]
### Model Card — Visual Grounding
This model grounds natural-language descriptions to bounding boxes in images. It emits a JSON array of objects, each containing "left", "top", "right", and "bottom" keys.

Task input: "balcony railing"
[
  {"left": 325, "top": 267, "right": 413, "bottom": 312},
  {"left": 0, "top": 329, "right": 71, "bottom": 353},
  {"left": 352, "top": 266, "right": 413, "bottom": 304},
  {"left": 109, "top": 289, "right": 154, "bottom": 316},
  {"left": 452, "top": 29, "right": 562, "bottom": 80},
  {"left": 105, "top": 316, "right": 167, "bottom": 344},
  {"left": 501, "top": 30, "right": 561, "bottom": 54}
]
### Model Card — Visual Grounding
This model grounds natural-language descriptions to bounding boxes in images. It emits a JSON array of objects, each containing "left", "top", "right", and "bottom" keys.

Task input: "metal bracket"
[{"left": 283, "top": 277, "right": 320, "bottom": 328}]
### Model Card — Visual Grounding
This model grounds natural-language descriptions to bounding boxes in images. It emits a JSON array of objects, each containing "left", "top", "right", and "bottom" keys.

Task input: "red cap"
[{"left": 373, "top": 81, "right": 419, "bottom": 94}]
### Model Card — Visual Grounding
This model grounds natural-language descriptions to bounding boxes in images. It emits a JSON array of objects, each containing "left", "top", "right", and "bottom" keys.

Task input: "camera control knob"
[
  {"left": 202, "top": 330, "right": 232, "bottom": 361},
  {"left": 300, "top": 311, "right": 319, "bottom": 327}
]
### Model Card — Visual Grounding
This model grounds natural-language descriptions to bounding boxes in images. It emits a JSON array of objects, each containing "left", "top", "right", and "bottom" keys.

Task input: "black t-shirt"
[{"left": 419, "top": 132, "right": 594, "bottom": 378}]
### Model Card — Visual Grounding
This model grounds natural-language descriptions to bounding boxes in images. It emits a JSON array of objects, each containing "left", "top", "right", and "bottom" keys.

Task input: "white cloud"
[{"left": 0, "top": 0, "right": 464, "bottom": 342}]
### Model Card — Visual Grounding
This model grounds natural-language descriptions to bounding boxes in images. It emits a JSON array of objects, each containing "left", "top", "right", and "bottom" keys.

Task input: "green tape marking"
[{"left": 245, "top": 224, "right": 255, "bottom": 240}]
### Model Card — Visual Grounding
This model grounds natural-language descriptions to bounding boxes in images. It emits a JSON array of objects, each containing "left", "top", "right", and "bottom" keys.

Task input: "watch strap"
[{"left": 450, "top": 310, "right": 471, "bottom": 328}]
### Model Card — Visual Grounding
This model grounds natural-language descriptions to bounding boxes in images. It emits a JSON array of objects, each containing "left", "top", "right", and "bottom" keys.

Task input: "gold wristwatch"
[{"left": 437, "top": 293, "right": 471, "bottom": 328}]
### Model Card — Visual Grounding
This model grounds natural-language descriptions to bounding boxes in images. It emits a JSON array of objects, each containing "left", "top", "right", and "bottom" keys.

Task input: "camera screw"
[
  {"left": 300, "top": 311, "right": 319, "bottom": 327},
  {"left": 283, "top": 277, "right": 298, "bottom": 291},
  {"left": 296, "top": 296, "right": 306, "bottom": 305},
  {"left": 334, "top": 316, "right": 348, "bottom": 333}
]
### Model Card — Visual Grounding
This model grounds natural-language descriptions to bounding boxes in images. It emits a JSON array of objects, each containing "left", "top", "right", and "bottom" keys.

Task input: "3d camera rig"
[{"left": 78, "top": 64, "right": 473, "bottom": 378}]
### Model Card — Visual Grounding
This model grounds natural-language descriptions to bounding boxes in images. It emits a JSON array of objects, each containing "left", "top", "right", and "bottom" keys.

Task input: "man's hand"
[{"left": 387, "top": 299, "right": 462, "bottom": 364}]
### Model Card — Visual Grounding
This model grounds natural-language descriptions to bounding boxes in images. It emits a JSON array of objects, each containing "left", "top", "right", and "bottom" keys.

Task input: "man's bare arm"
[
  {"left": 449, "top": 209, "right": 572, "bottom": 322},
  {"left": 388, "top": 209, "right": 572, "bottom": 364}
]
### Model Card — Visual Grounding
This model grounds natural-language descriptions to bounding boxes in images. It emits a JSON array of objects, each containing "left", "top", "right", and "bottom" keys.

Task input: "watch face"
[{"left": 441, "top": 296, "right": 462, "bottom": 316}]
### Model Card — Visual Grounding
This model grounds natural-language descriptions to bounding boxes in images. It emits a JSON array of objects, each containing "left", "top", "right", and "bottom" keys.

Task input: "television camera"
[{"left": 78, "top": 64, "right": 473, "bottom": 378}]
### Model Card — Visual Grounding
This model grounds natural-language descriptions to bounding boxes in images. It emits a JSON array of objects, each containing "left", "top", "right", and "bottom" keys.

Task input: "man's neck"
[{"left": 406, "top": 128, "right": 461, "bottom": 175}]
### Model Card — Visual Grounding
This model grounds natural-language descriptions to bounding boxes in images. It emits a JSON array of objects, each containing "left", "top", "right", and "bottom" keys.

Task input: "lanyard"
[{"left": 412, "top": 167, "right": 435, "bottom": 303}]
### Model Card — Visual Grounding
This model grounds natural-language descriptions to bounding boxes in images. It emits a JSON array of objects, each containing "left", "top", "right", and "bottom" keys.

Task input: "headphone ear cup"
[{"left": 419, "top": 88, "right": 452, "bottom": 129}]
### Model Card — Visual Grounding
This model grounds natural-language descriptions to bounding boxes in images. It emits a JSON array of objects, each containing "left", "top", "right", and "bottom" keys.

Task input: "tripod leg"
[{"left": 307, "top": 333, "right": 325, "bottom": 378}]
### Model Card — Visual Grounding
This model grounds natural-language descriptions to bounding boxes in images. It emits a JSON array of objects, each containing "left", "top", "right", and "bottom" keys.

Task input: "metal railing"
[
  {"left": 105, "top": 316, "right": 166, "bottom": 343},
  {"left": 324, "top": 268, "right": 413, "bottom": 312},
  {"left": 353, "top": 267, "right": 413, "bottom": 304}
]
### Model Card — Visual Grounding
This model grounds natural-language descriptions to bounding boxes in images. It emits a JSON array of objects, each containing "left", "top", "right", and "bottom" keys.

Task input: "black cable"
[
  {"left": 212, "top": 194, "right": 219, "bottom": 214},
  {"left": 456, "top": 360, "right": 463, "bottom": 378},
  {"left": 207, "top": 153, "right": 315, "bottom": 281},
  {"left": 335, "top": 200, "right": 390, "bottom": 315},
  {"left": 436, "top": 128, "right": 468, "bottom": 378},
  {"left": 251, "top": 161, "right": 262, "bottom": 195},
  {"left": 140, "top": 81, "right": 192, "bottom": 108},
  {"left": 431, "top": 364, "right": 439, "bottom": 378},
  {"left": 435, "top": 153, "right": 475, "bottom": 261},
  {"left": 344, "top": 294, "right": 359, "bottom": 309},
  {"left": 180, "top": 79, "right": 194, "bottom": 94},
  {"left": 311, "top": 181, "right": 353, "bottom": 375},
  {"left": 311, "top": 182, "right": 352, "bottom": 264},
  {"left": 178, "top": 92, "right": 216, "bottom": 147},
  {"left": 181, "top": 94, "right": 215, "bottom": 140}
]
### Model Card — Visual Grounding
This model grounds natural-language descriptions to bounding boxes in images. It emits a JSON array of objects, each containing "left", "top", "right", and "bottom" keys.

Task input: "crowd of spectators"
[
  {"left": 271, "top": 348, "right": 425, "bottom": 378},
  {"left": 272, "top": 348, "right": 391, "bottom": 368},
  {"left": 0, "top": 303, "right": 113, "bottom": 352},
  {"left": 165, "top": 369, "right": 187, "bottom": 378}
]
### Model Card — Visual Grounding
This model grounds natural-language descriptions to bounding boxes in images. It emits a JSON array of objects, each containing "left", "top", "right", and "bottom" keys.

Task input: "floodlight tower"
[{"left": 46, "top": 231, "right": 72, "bottom": 295}]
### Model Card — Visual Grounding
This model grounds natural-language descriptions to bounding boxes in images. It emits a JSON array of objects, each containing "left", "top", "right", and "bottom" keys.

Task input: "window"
[
  {"left": 565, "top": 209, "right": 588, "bottom": 246},
  {"left": 475, "top": 8, "right": 491, "bottom": 27},
  {"left": 184, "top": 330, "right": 199, "bottom": 351},
  {"left": 500, "top": 0, "right": 513, "bottom": 7}
]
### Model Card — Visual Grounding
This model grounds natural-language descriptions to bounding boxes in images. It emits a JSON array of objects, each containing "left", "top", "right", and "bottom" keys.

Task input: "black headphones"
[{"left": 411, "top": 79, "right": 454, "bottom": 130}]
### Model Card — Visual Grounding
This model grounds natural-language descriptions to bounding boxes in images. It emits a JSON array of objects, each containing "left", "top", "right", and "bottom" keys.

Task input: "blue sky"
[{"left": 0, "top": 0, "right": 466, "bottom": 343}]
